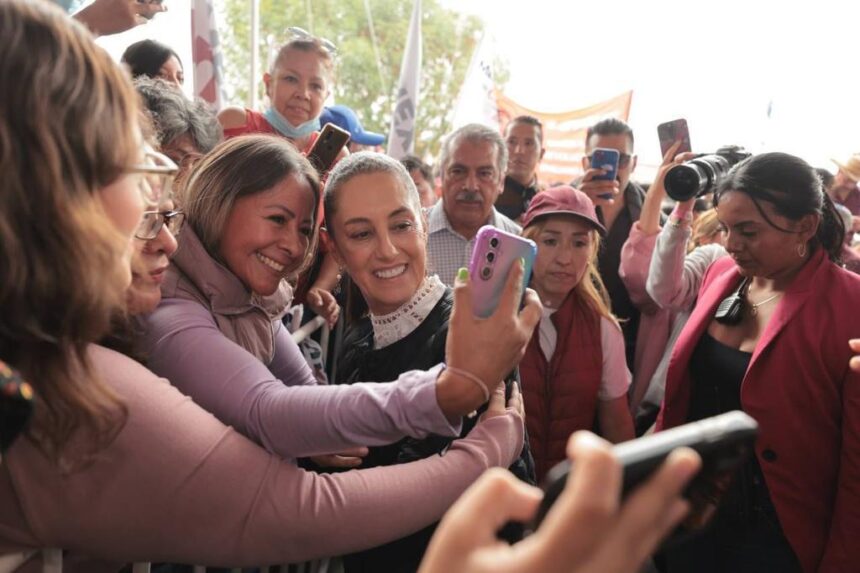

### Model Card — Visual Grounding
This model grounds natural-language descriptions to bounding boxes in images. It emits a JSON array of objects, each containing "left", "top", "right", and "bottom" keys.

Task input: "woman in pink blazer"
[{"left": 657, "top": 152, "right": 860, "bottom": 573}]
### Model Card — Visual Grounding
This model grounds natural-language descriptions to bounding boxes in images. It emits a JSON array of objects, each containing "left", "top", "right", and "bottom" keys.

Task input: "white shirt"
[{"left": 538, "top": 306, "right": 631, "bottom": 400}]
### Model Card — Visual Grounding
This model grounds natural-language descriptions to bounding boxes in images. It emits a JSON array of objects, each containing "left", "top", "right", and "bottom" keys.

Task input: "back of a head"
[
  {"left": 134, "top": 77, "right": 222, "bottom": 155},
  {"left": 122, "top": 39, "right": 180, "bottom": 79},
  {"left": 0, "top": 0, "right": 142, "bottom": 459},
  {"left": 716, "top": 152, "right": 845, "bottom": 261}
]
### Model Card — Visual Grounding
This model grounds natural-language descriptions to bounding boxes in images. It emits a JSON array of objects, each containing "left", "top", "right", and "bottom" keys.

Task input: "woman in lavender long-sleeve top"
[{"left": 144, "top": 135, "right": 522, "bottom": 461}]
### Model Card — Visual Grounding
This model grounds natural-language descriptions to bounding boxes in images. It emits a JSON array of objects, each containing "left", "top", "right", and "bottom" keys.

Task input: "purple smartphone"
[
  {"left": 657, "top": 118, "right": 691, "bottom": 157},
  {"left": 468, "top": 226, "right": 537, "bottom": 318}
]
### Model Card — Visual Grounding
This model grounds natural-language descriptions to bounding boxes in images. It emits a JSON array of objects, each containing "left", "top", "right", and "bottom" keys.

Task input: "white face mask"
[{"left": 264, "top": 106, "right": 320, "bottom": 139}]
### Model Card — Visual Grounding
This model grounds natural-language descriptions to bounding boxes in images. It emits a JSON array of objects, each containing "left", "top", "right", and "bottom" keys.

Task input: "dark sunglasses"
[{"left": 588, "top": 152, "right": 634, "bottom": 168}]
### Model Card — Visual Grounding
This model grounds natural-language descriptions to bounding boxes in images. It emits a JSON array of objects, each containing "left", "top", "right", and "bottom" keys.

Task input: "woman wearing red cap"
[{"left": 519, "top": 186, "right": 635, "bottom": 482}]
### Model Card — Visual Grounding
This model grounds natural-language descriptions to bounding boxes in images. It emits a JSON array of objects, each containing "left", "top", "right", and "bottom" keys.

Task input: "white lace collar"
[{"left": 370, "top": 275, "right": 447, "bottom": 349}]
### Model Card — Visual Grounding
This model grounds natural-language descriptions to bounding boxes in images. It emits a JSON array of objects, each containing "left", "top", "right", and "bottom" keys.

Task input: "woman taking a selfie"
[
  {"left": 658, "top": 153, "right": 860, "bottom": 572},
  {"left": 322, "top": 152, "right": 534, "bottom": 571},
  {"left": 518, "top": 186, "right": 635, "bottom": 482}
]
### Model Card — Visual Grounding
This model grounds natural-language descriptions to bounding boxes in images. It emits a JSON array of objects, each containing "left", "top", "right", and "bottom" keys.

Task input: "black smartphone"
[
  {"left": 306, "top": 122, "right": 350, "bottom": 175},
  {"left": 657, "top": 118, "right": 692, "bottom": 158},
  {"left": 533, "top": 411, "right": 758, "bottom": 542}
]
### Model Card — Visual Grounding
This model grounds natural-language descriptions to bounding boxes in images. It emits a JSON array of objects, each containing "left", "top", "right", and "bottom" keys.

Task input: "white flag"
[
  {"left": 387, "top": 0, "right": 422, "bottom": 159},
  {"left": 191, "top": 0, "right": 225, "bottom": 110},
  {"left": 451, "top": 34, "right": 498, "bottom": 130}
]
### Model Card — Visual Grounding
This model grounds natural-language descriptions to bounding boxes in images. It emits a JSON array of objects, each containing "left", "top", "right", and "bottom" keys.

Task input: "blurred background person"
[
  {"left": 401, "top": 154, "right": 438, "bottom": 208},
  {"left": 496, "top": 115, "right": 545, "bottom": 222},
  {"left": 122, "top": 38, "right": 185, "bottom": 88},
  {"left": 829, "top": 152, "right": 860, "bottom": 231},
  {"left": 319, "top": 104, "right": 386, "bottom": 152}
]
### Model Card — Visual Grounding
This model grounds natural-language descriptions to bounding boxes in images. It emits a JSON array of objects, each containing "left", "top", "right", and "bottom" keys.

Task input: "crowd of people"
[{"left": 1, "top": 1, "right": 860, "bottom": 572}]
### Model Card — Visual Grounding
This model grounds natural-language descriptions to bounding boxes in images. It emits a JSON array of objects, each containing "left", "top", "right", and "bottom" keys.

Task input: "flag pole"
[
  {"left": 387, "top": 0, "right": 422, "bottom": 159},
  {"left": 249, "top": 0, "right": 260, "bottom": 109}
]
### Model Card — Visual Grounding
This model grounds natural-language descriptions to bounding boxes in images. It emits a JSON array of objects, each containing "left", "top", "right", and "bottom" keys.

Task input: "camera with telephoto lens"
[{"left": 664, "top": 145, "right": 752, "bottom": 202}]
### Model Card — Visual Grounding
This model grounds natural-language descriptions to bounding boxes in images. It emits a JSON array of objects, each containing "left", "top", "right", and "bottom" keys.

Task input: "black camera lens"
[
  {"left": 489, "top": 237, "right": 499, "bottom": 248},
  {"left": 480, "top": 266, "right": 492, "bottom": 280},
  {"left": 664, "top": 153, "right": 737, "bottom": 202},
  {"left": 486, "top": 252, "right": 495, "bottom": 263}
]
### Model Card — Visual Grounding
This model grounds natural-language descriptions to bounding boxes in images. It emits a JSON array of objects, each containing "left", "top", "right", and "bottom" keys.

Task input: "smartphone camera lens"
[
  {"left": 480, "top": 266, "right": 492, "bottom": 280},
  {"left": 486, "top": 252, "right": 495, "bottom": 263},
  {"left": 489, "top": 237, "right": 499, "bottom": 248}
]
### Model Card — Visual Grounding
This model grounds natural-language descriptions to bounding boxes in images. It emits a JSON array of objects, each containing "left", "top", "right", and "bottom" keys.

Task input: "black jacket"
[{"left": 336, "top": 289, "right": 535, "bottom": 573}]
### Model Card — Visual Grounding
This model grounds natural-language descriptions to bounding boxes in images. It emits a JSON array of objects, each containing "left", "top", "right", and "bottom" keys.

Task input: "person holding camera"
[
  {"left": 656, "top": 153, "right": 860, "bottom": 572},
  {"left": 620, "top": 143, "right": 728, "bottom": 432}
]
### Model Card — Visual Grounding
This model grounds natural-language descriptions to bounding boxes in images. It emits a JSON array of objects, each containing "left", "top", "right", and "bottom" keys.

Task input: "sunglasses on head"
[{"left": 287, "top": 26, "right": 338, "bottom": 56}]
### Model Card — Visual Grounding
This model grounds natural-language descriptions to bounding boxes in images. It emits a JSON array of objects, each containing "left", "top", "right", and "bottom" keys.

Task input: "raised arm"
[
  {"left": 144, "top": 298, "right": 462, "bottom": 459},
  {"left": 3, "top": 346, "right": 523, "bottom": 567}
]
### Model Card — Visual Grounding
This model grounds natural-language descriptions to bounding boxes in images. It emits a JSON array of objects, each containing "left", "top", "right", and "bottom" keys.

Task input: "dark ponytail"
[
  {"left": 818, "top": 193, "right": 846, "bottom": 261},
  {"left": 715, "top": 152, "right": 845, "bottom": 262}
]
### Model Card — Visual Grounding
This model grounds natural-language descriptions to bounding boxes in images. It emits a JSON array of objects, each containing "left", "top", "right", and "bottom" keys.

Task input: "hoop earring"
[
  {"left": 796, "top": 243, "right": 807, "bottom": 258},
  {"left": 332, "top": 267, "right": 345, "bottom": 297}
]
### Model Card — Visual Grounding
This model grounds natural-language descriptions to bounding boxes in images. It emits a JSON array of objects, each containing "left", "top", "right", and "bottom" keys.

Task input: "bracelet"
[{"left": 445, "top": 366, "right": 490, "bottom": 403}]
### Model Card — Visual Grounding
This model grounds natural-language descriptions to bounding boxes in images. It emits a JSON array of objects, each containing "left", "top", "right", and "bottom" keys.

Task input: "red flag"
[{"left": 191, "top": 0, "right": 224, "bottom": 110}]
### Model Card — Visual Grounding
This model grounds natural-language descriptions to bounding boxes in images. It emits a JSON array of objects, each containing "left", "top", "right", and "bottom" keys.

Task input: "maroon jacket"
[
  {"left": 658, "top": 250, "right": 860, "bottom": 573},
  {"left": 520, "top": 291, "right": 603, "bottom": 482}
]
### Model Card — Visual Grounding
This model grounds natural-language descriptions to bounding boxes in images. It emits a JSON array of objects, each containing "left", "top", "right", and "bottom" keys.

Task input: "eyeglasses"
[
  {"left": 287, "top": 26, "right": 338, "bottom": 56},
  {"left": 129, "top": 146, "right": 179, "bottom": 206},
  {"left": 587, "top": 152, "right": 634, "bottom": 168},
  {"left": 135, "top": 209, "right": 185, "bottom": 241}
]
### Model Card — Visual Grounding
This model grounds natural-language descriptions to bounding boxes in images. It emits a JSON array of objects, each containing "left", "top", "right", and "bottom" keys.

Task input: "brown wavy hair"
[
  {"left": 0, "top": 0, "right": 140, "bottom": 462},
  {"left": 182, "top": 135, "right": 322, "bottom": 280}
]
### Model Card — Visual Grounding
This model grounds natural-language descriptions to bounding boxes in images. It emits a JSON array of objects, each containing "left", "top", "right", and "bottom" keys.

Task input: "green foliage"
[{"left": 217, "top": 0, "right": 508, "bottom": 160}]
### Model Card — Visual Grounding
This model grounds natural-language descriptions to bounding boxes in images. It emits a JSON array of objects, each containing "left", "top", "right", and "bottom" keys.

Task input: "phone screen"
[{"left": 658, "top": 119, "right": 692, "bottom": 157}]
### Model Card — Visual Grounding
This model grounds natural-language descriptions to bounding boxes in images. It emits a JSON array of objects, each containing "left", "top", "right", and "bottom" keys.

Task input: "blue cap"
[{"left": 318, "top": 105, "right": 385, "bottom": 146}]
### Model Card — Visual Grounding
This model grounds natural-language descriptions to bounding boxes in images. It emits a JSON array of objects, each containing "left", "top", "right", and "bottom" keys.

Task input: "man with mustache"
[
  {"left": 427, "top": 124, "right": 521, "bottom": 286},
  {"left": 495, "top": 115, "right": 545, "bottom": 222}
]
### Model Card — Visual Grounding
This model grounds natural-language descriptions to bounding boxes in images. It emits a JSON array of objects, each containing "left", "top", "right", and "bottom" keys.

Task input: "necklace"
[{"left": 748, "top": 292, "right": 781, "bottom": 316}]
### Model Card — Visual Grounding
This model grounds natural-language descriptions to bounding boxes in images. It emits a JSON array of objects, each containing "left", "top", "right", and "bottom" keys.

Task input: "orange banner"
[{"left": 496, "top": 90, "right": 633, "bottom": 186}]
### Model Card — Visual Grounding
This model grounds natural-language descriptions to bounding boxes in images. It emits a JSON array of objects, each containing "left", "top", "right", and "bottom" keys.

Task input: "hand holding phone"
[
  {"left": 658, "top": 118, "right": 692, "bottom": 158},
  {"left": 590, "top": 148, "right": 620, "bottom": 182},
  {"left": 468, "top": 226, "right": 536, "bottom": 318},
  {"left": 306, "top": 122, "right": 350, "bottom": 175},
  {"left": 533, "top": 411, "right": 758, "bottom": 545}
]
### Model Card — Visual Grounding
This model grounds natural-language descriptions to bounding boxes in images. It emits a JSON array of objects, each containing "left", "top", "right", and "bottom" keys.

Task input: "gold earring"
[{"left": 796, "top": 243, "right": 807, "bottom": 258}]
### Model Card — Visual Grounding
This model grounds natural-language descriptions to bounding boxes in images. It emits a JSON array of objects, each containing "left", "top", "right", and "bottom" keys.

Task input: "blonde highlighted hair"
[
  {"left": 182, "top": 135, "right": 322, "bottom": 280},
  {"left": 0, "top": 0, "right": 141, "bottom": 461},
  {"left": 689, "top": 208, "right": 723, "bottom": 253},
  {"left": 522, "top": 216, "right": 616, "bottom": 324}
]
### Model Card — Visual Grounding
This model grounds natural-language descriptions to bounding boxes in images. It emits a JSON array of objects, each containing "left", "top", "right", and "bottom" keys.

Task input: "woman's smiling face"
[{"left": 219, "top": 174, "right": 316, "bottom": 296}]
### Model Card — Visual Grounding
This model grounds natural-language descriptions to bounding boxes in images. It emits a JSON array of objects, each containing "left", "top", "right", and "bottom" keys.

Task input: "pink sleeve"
[
  {"left": 619, "top": 222, "right": 659, "bottom": 307},
  {"left": 2, "top": 346, "right": 523, "bottom": 567}
]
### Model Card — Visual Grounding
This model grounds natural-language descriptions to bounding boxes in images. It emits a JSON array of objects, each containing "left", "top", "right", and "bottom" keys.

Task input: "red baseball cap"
[{"left": 521, "top": 185, "right": 607, "bottom": 236}]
